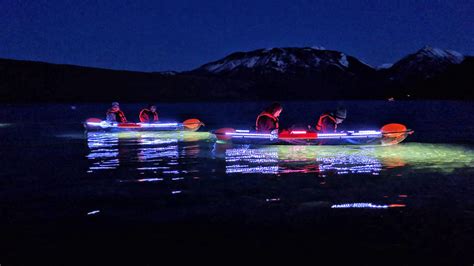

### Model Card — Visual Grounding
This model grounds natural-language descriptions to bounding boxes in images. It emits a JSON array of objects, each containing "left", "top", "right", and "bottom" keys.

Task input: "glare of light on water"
[
  {"left": 118, "top": 178, "right": 164, "bottom": 183},
  {"left": 266, "top": 198, "right": 281, "bottom": 202},
  {"left": 86, "top": 129, "right": 474, "bottom": 178},
  {"left": 87, "top": 210, "right": 101, "bottom": 215},
  {"left": 86, "top": 149, "right": 119, "bottom": 159},
  {"left": 224, "top": 143, "right": 474, "bottom": 176},
  {"left": 0, "top": 123, "right": 12, "bottom": 128},
  {"left": 137, "top": 178, "right": 163, "bottom": 182},
  {"left": 226, "top": 165, "right": 279, "bottom": 174},
  {"left": 331, "top": 203, "right": 406, "bottom": 209}
]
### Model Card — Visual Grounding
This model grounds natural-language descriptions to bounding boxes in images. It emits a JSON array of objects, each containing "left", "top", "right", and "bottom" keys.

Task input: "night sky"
[{"left": 1, "top": 0, "right": 472, "bottom": 71}]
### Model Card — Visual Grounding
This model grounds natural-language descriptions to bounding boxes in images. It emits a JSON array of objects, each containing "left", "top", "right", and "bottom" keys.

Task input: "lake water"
[{"left": 1, "top": 101, "right": 473, "bottom": 265}]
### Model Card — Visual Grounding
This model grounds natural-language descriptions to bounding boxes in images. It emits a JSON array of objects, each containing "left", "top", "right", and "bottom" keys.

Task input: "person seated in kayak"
[
  {"left": 139, "top": 104, "right": 159, "bottom": 123},
  {"left": 106, "top": 102, "right": 127, "bottom": 123},
  {"left": 256, "top": 102, "right": 283, "bottom": 132},
  {"left": 315, "top": 108, "right": 346, "bottom": 133}
]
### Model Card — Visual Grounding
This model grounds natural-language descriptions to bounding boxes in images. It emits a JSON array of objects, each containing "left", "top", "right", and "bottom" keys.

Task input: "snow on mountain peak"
[
  {"left": 339, "top": 54, "right": 349, "bottom": 67},
  {"left": 417, "top": 46, "right": 464, "bottom": 63},
  {"left": 204, "top": 56, "right": 260, "bottom": 72},
  {"left": 387, "top": 46, "right": 466, "bottom": 80},
  {"left": 378, "top": 63, "right": 393, "bottom": 69},
  {"left": 200, "top": 47, "right": 356, "bottom": 74}
]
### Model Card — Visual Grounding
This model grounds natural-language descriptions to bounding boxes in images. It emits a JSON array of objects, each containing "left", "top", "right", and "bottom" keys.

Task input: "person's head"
[
  {"left": 334, "top": 108, "right": 347, "bottom": 124},
  {"left": 265, "top": 102, "right": 283, "bottom": 118},
  {"left": 111, "top": 102, "right": 120, "bottom": 111},
  {"left": 148, "top": 104, "right": 157, "bottom": 112}
]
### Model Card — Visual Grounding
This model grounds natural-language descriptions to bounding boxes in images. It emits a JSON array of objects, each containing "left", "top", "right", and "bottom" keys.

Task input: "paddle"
[
  {"left": 213, "top": 128, "right": 236, "bottom": 141},
  {"left": 84, "top": 117, "right": 106, "bottom": 129},
  {"left": 85, "top": 117, "right": 102, "bottom": 123},
  {"left": 182, "top": 118, "right": 205, "bottom": 131},
  {"left": 380, "top": 123, "right": 413, "bottom": 145},
  {"left": 85, "top": 117, "right": 138, "bottom": 128}
]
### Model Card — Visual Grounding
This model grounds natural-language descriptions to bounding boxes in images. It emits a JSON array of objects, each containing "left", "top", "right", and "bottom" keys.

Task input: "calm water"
[{"left": 1, "top": 101, "right": 473, "bottom": 264}]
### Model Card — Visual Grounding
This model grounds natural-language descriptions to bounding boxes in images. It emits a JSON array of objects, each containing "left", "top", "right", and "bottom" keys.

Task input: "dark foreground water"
[{"left": 1, "top": 101, "right": 474, "bottom": 265}]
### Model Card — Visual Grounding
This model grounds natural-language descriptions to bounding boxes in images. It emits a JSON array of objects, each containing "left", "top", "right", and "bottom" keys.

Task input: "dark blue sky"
[{"left": 1, "top": 0, "right": 472, "bottom": 71}]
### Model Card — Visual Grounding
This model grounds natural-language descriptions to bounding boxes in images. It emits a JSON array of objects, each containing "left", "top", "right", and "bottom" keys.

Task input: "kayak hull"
[
  {"left": 214, "top": 129, "right": 412, "bottom": 146},
  {"left": 219, "top": 136, "right": 384, "bottom": 146},
  {"left": 84, "top": 120, "right": 192, "bottom": 132}
]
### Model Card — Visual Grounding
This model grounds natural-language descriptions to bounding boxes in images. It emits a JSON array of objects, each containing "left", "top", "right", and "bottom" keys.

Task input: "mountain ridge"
[{"left": 0, "top": 46, "right": 472, "bottom": 102}]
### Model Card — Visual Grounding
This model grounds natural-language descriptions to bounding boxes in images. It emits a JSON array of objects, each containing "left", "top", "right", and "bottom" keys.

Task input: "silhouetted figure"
[
  {"left": 139, "top": 104, "right": 159, "bottom": 123},
  {"left": 106, "top": 102, "right": 127, "bottom": 123},
  {"left": 316, "top": 108, "right": 346, "bottom": 133},
  {"left": 256, "top": 102, "right": 283, "bottom": 132}
]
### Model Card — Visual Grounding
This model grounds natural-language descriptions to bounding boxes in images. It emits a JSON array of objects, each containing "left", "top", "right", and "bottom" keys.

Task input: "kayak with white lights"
[
  {"left": 213, "top": 123, "right": 413, "bottom": 146},
  {"left": 83, "top": 118, "right": 204, "bottom": 132}
]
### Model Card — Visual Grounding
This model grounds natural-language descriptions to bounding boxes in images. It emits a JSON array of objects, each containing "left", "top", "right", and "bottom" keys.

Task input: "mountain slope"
[
  {"left": 377, "top": 47, "right": 472, "bottom": 99},
  {"left": 0, "top": 58, "right": 253, "bottom": 102},
  {"left": 193, "top": 47, "right": 373, "bottom": 76},
  {"left": 384, "top": 46, "right": 465, "bottom": 82},
  {"left": 410, "top": 56, "right": 474, "bottom": 99},
  {"left": 191, "top": 47, "right": 385, "bottom": 99}
]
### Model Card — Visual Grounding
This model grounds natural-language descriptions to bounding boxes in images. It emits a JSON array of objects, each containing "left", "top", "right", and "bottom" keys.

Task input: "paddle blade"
[
  {"left": 183, "top": 119, "right": 204, "bottom": 131},
  {"left": 86, "top": 117, "right": 102, "bottom": 123},
  {"left": 213, "top": 128, "right": 236, "bottom": 141},
  {"left": 381, "top": 123, "right": 412, "bottom": 145},
  {"left": 84, "top": 118, "right": 103, "bottom": 129}
]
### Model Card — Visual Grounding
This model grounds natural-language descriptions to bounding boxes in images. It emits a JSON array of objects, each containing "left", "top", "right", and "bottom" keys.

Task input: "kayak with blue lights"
[
  {"left": 83, "top": 118, "right": 204, "bottom": 132},
  {"left": 213, "top": 124, "right": 413, "bottom": 146}
]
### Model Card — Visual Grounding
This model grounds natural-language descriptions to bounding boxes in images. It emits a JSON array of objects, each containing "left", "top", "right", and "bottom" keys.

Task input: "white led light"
[
  {"left": 356, "top": 130, "right": 380, "bottom": 134},
  {"left": 317, "top": 133, "right": 347, "bottom": 137},
  {"left": 139, "top": 123, "right": 179, "bottom": 128},
  {"left": 225, "top": 132, "right": 274, "bottom": 139},
  {"left": 352, "top": 131, "right": 381, "bottom": 136}
]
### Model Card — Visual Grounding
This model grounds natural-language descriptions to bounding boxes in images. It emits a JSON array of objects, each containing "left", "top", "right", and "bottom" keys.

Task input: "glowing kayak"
[
  {"left": 213, "top": 124, "right": 413, "bottom": 146},
  {"left": 83, "top": 118, "right": 204, "bottom": 132}
]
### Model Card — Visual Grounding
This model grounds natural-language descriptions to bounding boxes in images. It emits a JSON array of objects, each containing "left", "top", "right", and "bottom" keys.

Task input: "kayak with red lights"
[
  {"left": 213, "top": 124, "right": 413, "bottom": 146},
  {"left": 83, "top": 118, "right": 204, "bottom": 132}
]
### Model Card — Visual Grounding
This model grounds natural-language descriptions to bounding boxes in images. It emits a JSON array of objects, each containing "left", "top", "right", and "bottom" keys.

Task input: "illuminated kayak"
[
  {"left": 213, "top": 124, "right": 413, "bottom": 146},
  {"left": 83, "top": 118, "right": 204, "bottom": 132}
]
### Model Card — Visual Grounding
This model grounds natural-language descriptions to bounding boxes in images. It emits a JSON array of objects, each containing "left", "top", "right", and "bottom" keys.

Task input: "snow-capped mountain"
[
  {"left": 385, "top": 46, "right": 465, "bottom": 81},
  {"left": 189, "top": 47, "right": 383, "bottom": 99},
  {"left": 1, "top": 46, "right": 472, "bottom": 102},
  {"left": 192, "top": 47, "right": 374, "bottom": 76}
]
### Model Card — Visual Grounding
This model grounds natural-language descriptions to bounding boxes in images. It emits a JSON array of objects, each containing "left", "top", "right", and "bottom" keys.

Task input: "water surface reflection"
[
  {"left": 86, "top": 131, "right": 474, "bottom": 178},
  {"left": 219, "top": 143, "right": 474, "bottom": 176},
  {"left": 86, "top": 131, "right": 210, "bottom": 178}
]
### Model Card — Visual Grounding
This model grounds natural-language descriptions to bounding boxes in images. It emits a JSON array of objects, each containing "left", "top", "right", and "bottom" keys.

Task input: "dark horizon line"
[{"left": 1, "top": 45, "right": 471, "bottom": 74}]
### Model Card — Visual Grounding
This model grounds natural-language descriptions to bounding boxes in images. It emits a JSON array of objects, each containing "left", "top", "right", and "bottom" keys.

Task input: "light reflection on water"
[
  {"left": 86, "top": 130, "right": 474, "bottom": 179},
  {"left": 86, "top": 131, "right": 210, "bottom": 177},
  {"left": 82, "top": 133, "right": 474, "bottom": 210},
  {"left": 221, "top": 143, "right": 474, "bottom": 176},
  {"left": 223, "top": 145, "right": 384, "bottom": 175}
]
